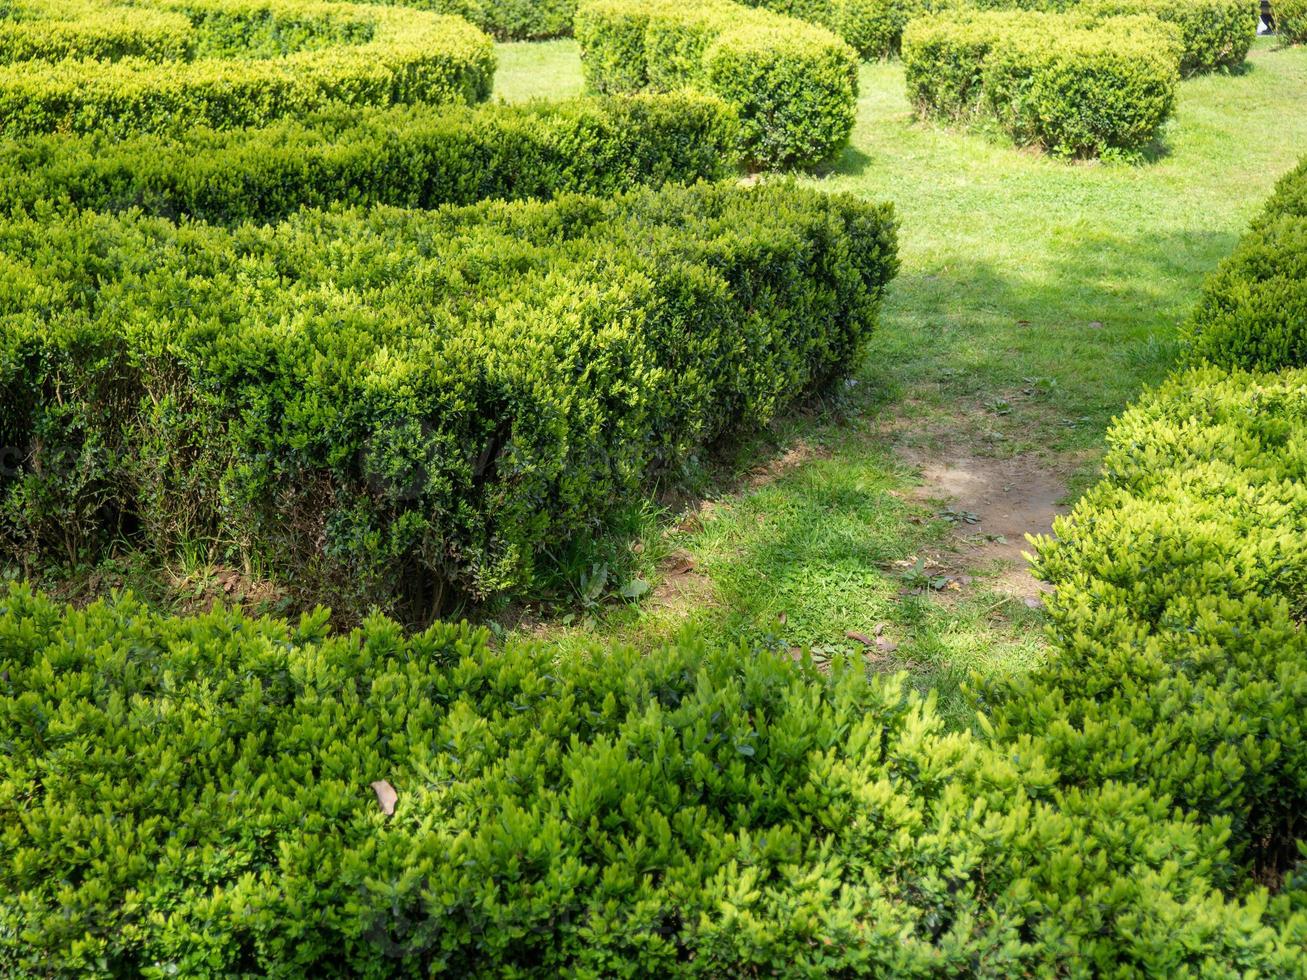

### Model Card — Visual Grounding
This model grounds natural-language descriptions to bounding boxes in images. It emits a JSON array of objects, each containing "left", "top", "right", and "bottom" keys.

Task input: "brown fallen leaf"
[
  {"left": 371, "top": 779, "right": 398, "bottom": 816},
  {"left": 875, "top": 637, "right": 899, "bottom": 654},
  {"left": 873, "top": 622, "right": 886, "bottom": 636},
  {"left": 845, "top": 630, "right": 873, "bottom": 646}
]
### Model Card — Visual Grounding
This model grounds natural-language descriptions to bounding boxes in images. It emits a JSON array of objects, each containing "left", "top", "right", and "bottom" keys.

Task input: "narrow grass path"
[{"left": 496, "top": 39, "right": 1307, "bottom": 722}]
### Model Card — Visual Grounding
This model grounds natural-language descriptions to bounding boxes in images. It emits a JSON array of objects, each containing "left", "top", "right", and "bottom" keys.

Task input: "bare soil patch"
[{"left": 897, "top": 444, "right": 1073, "bottom": 600}]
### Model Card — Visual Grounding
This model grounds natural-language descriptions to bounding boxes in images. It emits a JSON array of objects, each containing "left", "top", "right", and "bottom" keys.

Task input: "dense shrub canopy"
[
  {"left": 0, "top": 0, "right": 495, "bottom": 137},
  {"left": 1187, "top": 156, "right": 1307, "bottom": 370},
  {"left": 576, "top": 0, "right": 859, "bottom": 169},
  {"left": 903, "top": 10, "right": 1181, "bottom": 158},
  {"left": 3, "top": 584, "right": 1304, "bottom": 975},
  {"left": 0, "top": 93, "right": 738, "bottom": 225},
  {"left": 0, "top": 183, "right": 898, "bottom": 617},
  {"left": 993, "top": 366, "right": 1307, "bottom": 877}
]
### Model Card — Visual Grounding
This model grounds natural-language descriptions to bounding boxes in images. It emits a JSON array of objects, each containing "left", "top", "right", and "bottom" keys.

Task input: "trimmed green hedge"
[
  {"left": 1078, "top": 0, "right": 1256, "bottom": 75},
  {"left": 0, "top": 0, "right": 495, "bottom": 137},
  {"left": 1186, "top": 157, "right": 1307, "bottom": 371},
  {"left": 3, "top": 583, "right": 1305, "bottom": 974},
  {"left": 575, "top": 0, "right": 858, "bottom": 169},
  {"left": 1275, "top": 0, "right": 1307, "bottom": 42},
  {"left": 0, "top": 93, "right": 738, "bottom": 225},
  {"left": 732, "top": 0, "right": 906, "bottom": 60},
  {"left": 988, "top": 366, "right": 1307, "bottom": 879},
  {"left": 0, "top": 182, "right": 897, "bottom": 617},
  {"left": 903, "top": 11, "right": 1180, "bottom": 158}
]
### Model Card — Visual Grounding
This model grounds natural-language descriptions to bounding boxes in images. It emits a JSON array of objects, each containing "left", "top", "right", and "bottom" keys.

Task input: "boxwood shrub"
[
  {"left": 1274, "top": 0, "right": 1307, "bottom": 42},
  {"left": 0, "top": 182, "right": 898, "bottom": 617},
  {"left": 0, "top": 93, "right": 738, "bottom": 225},
  {"left": 0, "top": 0, "right": 495, "bottom": 137},
  {"left": 3, "top": 583, "right": 1305, "bottom": 975},
  {"left": 1077, "top": 0, "right": 1256, "bottom": 75},
  {"left": 1186, "top": 156, "right": 1307, "bottom": 370},
  {"left": 575, "top": 0, "right": 858, "bottom": 169},
  {"left": 904, "top": 11, "right": 1180, "bottom": 158},
  {"left": 987, "top": 365, "right": 1307, "bottom": 879}
]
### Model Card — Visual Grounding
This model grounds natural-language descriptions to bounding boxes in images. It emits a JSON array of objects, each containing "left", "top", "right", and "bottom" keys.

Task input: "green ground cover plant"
[
  {"left": 0, "top": 93, "right": 737, "bottom": 224},
  {"left": 575, "top": 0, "right": 859, "bottom": 168},
  {"left": 0, "top": 183, "right": 898, "bottom": 620},
  {"left": 0, "top": 0, "right": 495, "bottom": 136}
]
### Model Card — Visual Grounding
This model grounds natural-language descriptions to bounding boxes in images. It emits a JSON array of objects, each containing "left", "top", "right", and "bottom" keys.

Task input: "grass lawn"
[{"left": 494, "top": 38, "right": 1307, "bottom": 723}]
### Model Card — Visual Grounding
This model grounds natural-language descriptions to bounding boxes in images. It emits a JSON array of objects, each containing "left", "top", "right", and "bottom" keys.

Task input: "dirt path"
[{"left": 897, "top": 444, "right": 1072, "bottom": 601}]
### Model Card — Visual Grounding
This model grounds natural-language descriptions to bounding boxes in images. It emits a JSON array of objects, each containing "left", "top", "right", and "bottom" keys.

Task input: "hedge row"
[
  {"left": 0, "top": 0, "right": 495, "bottom": 137},
  {"left": 368, "top": 0, "right": 580, "bottom": 41},
  {"left": 575, "top": 0, "right": 859, "bottom": 169},
  {"left": 2, "top": 583, "right": 1304, "bottom": 975},
  {"left": 903, "top": 10, "right": 1181, "bottom": 158},
  {"left": 1186, "top": 156, "right": 1307, "bottom": 371},
  {"left": 0, "top": 93, "right": 737, "bottom": 226},
  {"left": 988, "top": 366, "right": 1307, "bottom": 880},
  {"left": 0, "top": 182, "right": 898, "bottom": 618}
]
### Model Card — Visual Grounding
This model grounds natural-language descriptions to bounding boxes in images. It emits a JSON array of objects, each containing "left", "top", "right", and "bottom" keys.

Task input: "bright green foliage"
[
  {"left": 575, "top": 0, "right": 858, "bottom": 169},
  {"left": 1077, "top": 0, "right": 1256, "bottom": 75},
  {"left": 0, "top": 183, "right": 898, "bottom": 617},
  {"left": 0, "top": 93, "right": 737, "bottom": 225},
  {"left": 3, "top": 582, "right": 1305, "bottom": 975},
  {"left": 991, "top": 366, "right": 1307, "bottom": 876},
  {"left": 0, "top": 0, "right": 495, "bottom": 137},
  {"left": 731, "top": 0, "right": 905, "bottom": 59},
  {"left": 1187, "top": 156, "right": 1307, "bottom": 370},
  {"left": 904, "top": 11, "right": 1180, "bottom": 158},
  {"left": 1276, "top": 0, "right": 1307, "bottom": 42}
]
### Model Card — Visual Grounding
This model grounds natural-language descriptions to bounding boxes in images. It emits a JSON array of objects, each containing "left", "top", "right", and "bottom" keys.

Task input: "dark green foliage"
[
  {"left": 0, "top": 0, "right": 496, "bottom": 137},
  {"left": 3, "top": 583, "right": 1305, "bottom": 975},
  {"left": 1186, "top": 156, "right": 1307, "bottom": 370},
  {"left": 0, "top": 183, "right": 898, "bottom": 617},
  {"left": 575, "top": 0, "right": 859, "bottom": 169},
  {"left": 904, "top": 11, "right": 1180, "bottom": 158},
  {"left": 989, "top": 366, "right": 1307, "bottom": 877},
  {"left": 0, "top": 93, "right": 738, "bottom": 225}
]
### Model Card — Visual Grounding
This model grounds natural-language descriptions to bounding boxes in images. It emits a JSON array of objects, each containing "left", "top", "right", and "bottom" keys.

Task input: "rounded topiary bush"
[
  {"left": 0, "top": 0, "right": 495, "bottom": 137},
  {"left": 576, "top": 0, "right": 858, "bottom": 169},
  {"left": 903, "top": 11, "right": 1181, "bottom": 157},
  {"left": 1077, "top": 0, "right": 1257, "bottom": 75}
]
